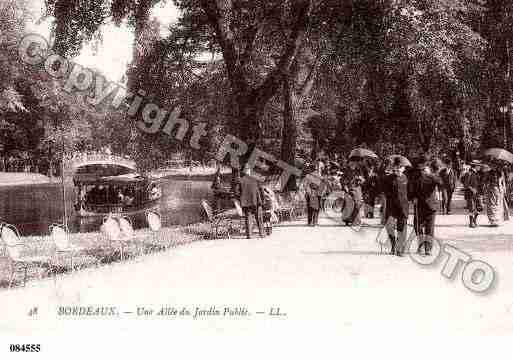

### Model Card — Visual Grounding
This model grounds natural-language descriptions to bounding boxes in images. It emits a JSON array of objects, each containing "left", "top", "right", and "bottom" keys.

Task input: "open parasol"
[
  {"left": 482, "top": 148, "right": 513, "bottom": 164},
  {"left": 388, "top": 154, "right": 412, "bottom": 167},
  {"left": 349, "top": 148, "right": 378, "bottom": 160}
]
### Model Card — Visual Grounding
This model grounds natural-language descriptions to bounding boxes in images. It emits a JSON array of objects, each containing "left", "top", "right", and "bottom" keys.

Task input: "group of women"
[{"left": 463, "top": 161, "right": 512, "bottom": 227}]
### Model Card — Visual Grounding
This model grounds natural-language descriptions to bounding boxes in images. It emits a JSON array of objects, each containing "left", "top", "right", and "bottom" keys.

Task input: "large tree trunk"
[
  {"left": 127, "top": 0, "right": 153, "bottom": 158},
  {"left": 281, "top": 78, "right": 298, "bottom": 167},
  {"left": 200, "top": 0, "right": 312, "bottom": 187},
  {"left": 279, "top": 53, "right": 320, "bottom": 187},
  {"left": 506, "top": 38, "right": 512, "bottom": 150},
  {"left": 281, "top": 77, "right": 299, "bottom": 191}
]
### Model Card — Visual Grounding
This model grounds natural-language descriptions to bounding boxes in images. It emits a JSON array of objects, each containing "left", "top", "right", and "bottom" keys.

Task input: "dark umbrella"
[
  {"left": 349, "top": 148, "right": 378, "bottom": 160},
  {"left": 483, "top": 148, "right": 513, "bottom": 164},
  {"left": 388, "top": 155, "right": 412, "bottom": 167}
]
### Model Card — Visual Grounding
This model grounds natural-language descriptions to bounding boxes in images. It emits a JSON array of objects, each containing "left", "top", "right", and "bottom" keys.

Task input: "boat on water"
[{"left": 69, "top": 154, "right": 162, "bottom": 217}]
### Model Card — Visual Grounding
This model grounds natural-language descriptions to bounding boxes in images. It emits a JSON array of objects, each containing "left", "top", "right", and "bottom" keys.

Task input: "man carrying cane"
[
  {"left": 408, "top": 156, "right": 443, "bottom": 256},
  {"left": 239, "top": 166, "right": 264, "bottom": 239},
  {"left": 381, "top": 157, "right": 409, "bottom": 256},
  {"left": 462, "top": 160, "right": 483, "bottom": 228},
  {"left": 439, "top": 159, "right": 457, "bottom": 215}
]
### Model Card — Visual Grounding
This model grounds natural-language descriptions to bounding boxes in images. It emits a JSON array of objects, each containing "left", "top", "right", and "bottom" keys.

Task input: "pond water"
[{"left": 0, "top": 178, "right": 215, "bottom": 236}]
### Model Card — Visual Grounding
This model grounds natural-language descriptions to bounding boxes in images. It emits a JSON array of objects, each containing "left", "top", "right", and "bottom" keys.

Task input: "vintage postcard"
[{"left": 1, "top": 0, "right": 512, "bottom": 357}]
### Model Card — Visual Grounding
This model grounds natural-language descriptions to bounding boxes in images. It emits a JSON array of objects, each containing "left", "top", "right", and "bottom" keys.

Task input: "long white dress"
[{"left": 485, "top": 172, "right": 505, "bottom": 226}]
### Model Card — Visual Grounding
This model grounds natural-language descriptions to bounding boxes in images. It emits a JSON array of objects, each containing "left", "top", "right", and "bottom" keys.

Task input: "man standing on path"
[
  {"left": 381, "top": 157, "right": 409, "bottom": 256},
  {"left": 462, "top": 160, "right": 483, "bottom": 228},
  {"left": 408, "top": 156, "right": 443, "bottom": 256},
  {"left": 305, "top": 182, "right": 321, "bottom": 226},
  {"left": 239, "top": 167, "right": 264, "bottom": 239},
  {"left": 440, "top": 159, "right": 457, "bottom": 215}
]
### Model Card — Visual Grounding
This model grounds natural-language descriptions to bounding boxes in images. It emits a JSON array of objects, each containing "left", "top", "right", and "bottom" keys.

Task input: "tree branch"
[
  {"left": 200, "top": 0, "right": 247, "bottom": 93},
  {"left": 298, "top": 53, "right": 322, "bottom": 98},
  {"left": 240, "top": 21, "right": 262, "bottom": 68},
  {"left": 253, "top": 0, "right": 312, "bottom": 106}
]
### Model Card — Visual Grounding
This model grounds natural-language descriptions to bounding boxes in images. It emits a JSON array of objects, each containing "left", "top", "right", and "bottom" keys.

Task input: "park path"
[{"left": 1, "top": 187, "right": 513, "bottom": 336}]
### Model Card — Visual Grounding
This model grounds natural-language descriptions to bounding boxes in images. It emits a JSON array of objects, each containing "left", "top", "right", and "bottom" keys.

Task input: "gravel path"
[{"left": 1, "top": 198, "right": 513, "bottom": 336}]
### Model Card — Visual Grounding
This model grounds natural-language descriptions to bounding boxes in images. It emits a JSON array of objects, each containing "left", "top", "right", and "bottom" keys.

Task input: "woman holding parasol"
[{"left": 481, "top": 148, "right": 513, "bottom": 226}]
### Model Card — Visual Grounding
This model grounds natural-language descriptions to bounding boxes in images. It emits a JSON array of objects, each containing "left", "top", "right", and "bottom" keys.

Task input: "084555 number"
[{"left": 9, "top": 344, "right": 40, "bottom": 353}]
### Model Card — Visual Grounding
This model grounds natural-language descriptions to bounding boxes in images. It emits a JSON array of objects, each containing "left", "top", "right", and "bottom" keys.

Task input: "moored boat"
[{"left": 69, "top": 154, "right": 162, "bottom": 217}]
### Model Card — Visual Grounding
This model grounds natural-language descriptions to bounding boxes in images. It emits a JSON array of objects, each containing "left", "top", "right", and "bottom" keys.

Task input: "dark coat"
[
  {"left": 305, "top": 185, "right": 321, "bottom": 209},
  {"left": 439, "top": 167, "right": 457, "bottom": 190},
  {"left": 462, "top": 169, "right": 481, "bottom": 196},
  {"left": 341, "top": 167, "right": 364, "bottom": 203},
  {"left": 363, "top": 172, "right": 379, "bottom": 199},
  {"left": 409, "top": 171, "right": 443, "bottom": 213},
  {"left": 239, "top": 175, "right": 262, "bottom": 208},
  {"left": 382, "top": 173, "right": 409, "bottom": 218},
  {"left": 305, "top": 192, "right": 321, "bottom": 210}
]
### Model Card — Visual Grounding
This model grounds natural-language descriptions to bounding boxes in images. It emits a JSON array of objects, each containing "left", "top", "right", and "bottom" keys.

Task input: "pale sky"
[{"left": 26, "top": 0, "right": 180, "bottom": 83}]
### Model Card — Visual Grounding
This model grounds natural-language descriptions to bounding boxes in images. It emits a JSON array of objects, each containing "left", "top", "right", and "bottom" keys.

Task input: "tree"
[{"left": 186, "top": 0, "right": 313, "bottom": 155}]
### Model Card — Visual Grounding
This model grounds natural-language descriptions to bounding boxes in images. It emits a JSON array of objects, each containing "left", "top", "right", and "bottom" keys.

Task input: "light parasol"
[
  {"left": 349, "top": 148, "right": 378, "bottom": 160},
  {"left": 482, "top": 148, "right": 513, "bottom": 164},
  {"left": 387, "top": 154, "right": 412, "bottom": 167}
]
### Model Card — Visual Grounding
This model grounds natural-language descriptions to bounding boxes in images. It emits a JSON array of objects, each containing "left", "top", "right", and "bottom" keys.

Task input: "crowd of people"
[
  {"left": 216, "top": 152, "right": 513, "bottom": 256},
  {"left": 305, "top": 154, "right": 511, "bottom": 256}
]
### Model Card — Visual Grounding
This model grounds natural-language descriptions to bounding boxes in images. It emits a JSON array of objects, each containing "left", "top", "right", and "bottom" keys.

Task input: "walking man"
[
  {"left": 240, "top": 167, "right": 264, "bottom": 239},
  {"left": 440, "top": 159, "right": 457, "bottom": 215},
  {"left": 408, "top": 156, "right": 443, "bottom": 256},
  {"left": 305, "top": 182, "right": 321, "bottom": 226},
  {"left": 462, "top": 160, "right": 483, "bottom": 228},
  {"left": 363, "top": 164, "right": 379, "bottom": 218},
  {"left": 381, "top": 157, "right": 409, "bottom": 256}
]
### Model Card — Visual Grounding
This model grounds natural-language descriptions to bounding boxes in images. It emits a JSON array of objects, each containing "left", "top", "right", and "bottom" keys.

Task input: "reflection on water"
[{"left": 0, "top": 179, "right": 213, "bottom": 236}]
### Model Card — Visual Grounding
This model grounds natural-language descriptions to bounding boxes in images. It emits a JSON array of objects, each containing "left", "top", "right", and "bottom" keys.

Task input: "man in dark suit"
[
  {"left": 408, "top": 156, "right": 443, "bottom": 256},
  {"left": 239, "top": 167, "right": 264, "bottom": 239},
  {"left": 439, "top": 159, "right": 457, "bottom": 215},
  {"left": 462, "top": 161, "right": 483, "bottom": 228},
  {"left": 305, "top": 182, "right": 321, "bottom": 226},
  {"left": 381, "top": 157, "right": 409, "bottom": 256}
]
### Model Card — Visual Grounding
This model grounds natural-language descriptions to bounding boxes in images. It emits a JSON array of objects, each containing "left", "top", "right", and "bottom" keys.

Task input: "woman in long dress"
[{"left": 484, "top": 167, "right": 506, "bottom": 226}]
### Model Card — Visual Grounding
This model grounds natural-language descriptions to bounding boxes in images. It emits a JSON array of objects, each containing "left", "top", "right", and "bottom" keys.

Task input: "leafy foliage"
[{"left": 5, "top": 0, "right": 513, "bottom": 173}]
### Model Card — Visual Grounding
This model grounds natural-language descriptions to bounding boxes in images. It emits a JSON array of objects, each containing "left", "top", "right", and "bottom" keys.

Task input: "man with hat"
[
  {"left": 408, "top": 155, "right": 443, "bottom": 256},
  {"left": 439, "top": 158, "right": 457, "bottom": 215},
  {"left": 239, "top": 166, "right": 264, "bottom": 238},
  {"left": 305, "top": 181, "right": 321, "bottom": 226},
  {"left": 462, "top": 160, "right": 483, "bottom": 228},
  {"left": 381, "top": 157, "right": 409, "bottom": 256}
]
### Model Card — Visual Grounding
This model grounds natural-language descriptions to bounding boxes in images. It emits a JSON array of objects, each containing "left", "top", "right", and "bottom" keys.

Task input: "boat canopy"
[
  {"left": 73, "top": 172, "right": 147, "bottom": 186},
  {"left": 68, "top": 154, "right": 137, "bottom": 173}
]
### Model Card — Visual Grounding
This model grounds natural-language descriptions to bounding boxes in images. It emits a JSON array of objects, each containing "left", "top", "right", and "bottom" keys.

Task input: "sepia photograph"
[{"left": 1, "top": 0, "right": 513, "bottom": 356}]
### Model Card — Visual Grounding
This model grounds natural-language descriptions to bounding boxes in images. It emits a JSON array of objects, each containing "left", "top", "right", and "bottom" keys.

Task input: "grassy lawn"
[
  {"left": 0, "top": 189, "right": 305, "bottom": 289},
  {"left": 0, "top": 222, "right": 221, "bottom": 289}
]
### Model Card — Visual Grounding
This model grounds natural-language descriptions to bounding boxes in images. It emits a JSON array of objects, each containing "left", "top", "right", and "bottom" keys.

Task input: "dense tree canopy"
[{"left": 3, "top": 0, "right": 513, "bottom": 175}]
